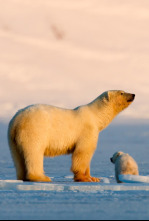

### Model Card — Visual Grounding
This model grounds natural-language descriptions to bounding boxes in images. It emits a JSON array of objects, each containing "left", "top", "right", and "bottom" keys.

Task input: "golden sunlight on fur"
[{"left": 8, "top": 90, "right": 135, "bottom": 182}]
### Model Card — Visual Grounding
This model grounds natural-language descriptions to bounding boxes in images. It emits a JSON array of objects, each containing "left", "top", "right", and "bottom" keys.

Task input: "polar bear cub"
[
  {"left": 111, "top": 151, "right": 139, "bottom": 183},
  {"left": 8, "top": 90, "right": 135, "bottom": 183}
]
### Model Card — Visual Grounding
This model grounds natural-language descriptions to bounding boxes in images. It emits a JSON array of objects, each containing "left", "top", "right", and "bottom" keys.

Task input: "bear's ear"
[
  {"left": 107, "top": 91, "right": 114, "bottom": 102},
  {"left": 98, "top": 91, "right": 109, "bottom": 103},
  {"left": 105, "top": 92, "right": 109, "bottom": 102},
  {"left": 102, "top": 91, "right": 109, "bottom": 102},
  {"left": 117, "top": 152, "right": 123, "bottom": 157}
]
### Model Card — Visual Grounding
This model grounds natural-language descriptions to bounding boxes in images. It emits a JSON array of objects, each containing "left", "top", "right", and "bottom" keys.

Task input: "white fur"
[
  {"left": 111, "top": 151, "right": 139, "bottom": 183},
  {"left": 8, "top": 90, "right": 135, "bottom": 182}
]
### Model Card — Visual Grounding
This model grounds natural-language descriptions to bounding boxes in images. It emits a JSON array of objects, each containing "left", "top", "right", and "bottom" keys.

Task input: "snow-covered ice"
[
  {"left": 0, "top": 123, "right": 149, "bottom": 220},
  {"left": 1, "top": 180, "right": 149, "bottom": 192},
  {"left": 119, "top": 175, "right": 149, "bottom": 184}
]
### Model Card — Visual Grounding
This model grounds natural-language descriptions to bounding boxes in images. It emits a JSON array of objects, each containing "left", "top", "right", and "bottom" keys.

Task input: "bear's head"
[
  {"left": 110, "top": 151, "right": 124, "bottom": 164},
  {"left": 90, "top": 90, "right": 135, "bottom": 130},
  {"left": 107, "top": 90, "right": 135, "bottom": 114}
]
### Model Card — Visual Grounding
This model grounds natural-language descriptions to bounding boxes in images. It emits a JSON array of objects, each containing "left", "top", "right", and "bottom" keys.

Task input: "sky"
[{"left": 0, "top": 0, "right": 149, "bottom": 121}]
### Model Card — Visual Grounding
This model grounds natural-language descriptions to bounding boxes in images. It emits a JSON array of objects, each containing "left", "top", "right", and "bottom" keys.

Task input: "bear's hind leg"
[
  {"left": 24, "top": 149, "right": 51, "bottom": 182},
  {"left": 10, "top": 146, "right": 26, "bottom": 181}
]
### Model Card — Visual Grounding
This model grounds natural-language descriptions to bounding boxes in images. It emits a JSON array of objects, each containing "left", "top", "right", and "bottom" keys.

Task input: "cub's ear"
[{"left": 117, "top": 152, "right": 123, "bottom": 157}]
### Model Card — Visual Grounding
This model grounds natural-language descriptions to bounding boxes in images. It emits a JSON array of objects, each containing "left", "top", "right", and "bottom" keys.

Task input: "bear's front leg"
[
  {"left": 85, "top": 167, "right": 100, "bottom": 182},
  {"left": 71, "top": 138, "right": 99, "bottom": 183}
]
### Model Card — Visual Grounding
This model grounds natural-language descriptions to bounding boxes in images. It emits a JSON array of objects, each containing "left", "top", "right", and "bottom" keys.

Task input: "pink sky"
[{"left": 0, "top": 0, "right": 149, "bottom": 121}]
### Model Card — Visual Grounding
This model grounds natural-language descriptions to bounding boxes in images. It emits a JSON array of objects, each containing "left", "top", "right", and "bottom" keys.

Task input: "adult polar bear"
[{"left": 8, "top": 90, "right": 135, "bottom": 182}]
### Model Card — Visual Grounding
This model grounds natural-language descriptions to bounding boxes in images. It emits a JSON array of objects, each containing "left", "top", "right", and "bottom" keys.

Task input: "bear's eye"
[{"left": 121, "top": 92, "right": 124, "bottom": 96}]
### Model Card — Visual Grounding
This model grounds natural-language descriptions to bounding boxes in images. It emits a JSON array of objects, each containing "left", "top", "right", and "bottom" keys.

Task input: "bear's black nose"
[
  {"left": 127, "top": 94, "right": 135, "bottom": 102},
  {"left": 110, "top": 158, "right": 113, "bottom": 163},
  {"left": 131, "top": 94, "right": 135, "bottom": 102}
]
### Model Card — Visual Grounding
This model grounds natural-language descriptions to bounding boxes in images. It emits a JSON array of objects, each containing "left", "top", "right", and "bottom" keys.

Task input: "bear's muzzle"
[{"left": 127, "top": 94, "right": 135, "bottom": 102}]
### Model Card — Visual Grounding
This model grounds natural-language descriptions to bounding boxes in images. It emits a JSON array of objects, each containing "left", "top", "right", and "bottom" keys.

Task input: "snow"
[
  {"left": 2, "top": 180, "right": 149, "bottom": 192},
  {"left": 0, "top": 0, "right": 149, "bottom": 220},
  {"left": 0, "top": 123, "right": 149, "bottom": 220},
  {"left": 119, "top": 175, "right": 149, "bottom": 184}
]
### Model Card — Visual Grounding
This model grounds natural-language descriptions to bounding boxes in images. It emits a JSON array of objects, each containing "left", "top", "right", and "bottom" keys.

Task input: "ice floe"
[
  {"left": 1, "top": 179, "right": 149, "bottom": 192},
  {"left": 119, "top": 175, "right": 149, "bottom": 184}
]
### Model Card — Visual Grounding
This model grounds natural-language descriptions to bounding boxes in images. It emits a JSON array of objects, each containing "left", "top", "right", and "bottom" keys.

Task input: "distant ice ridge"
[{"left": 1, "top": 180, "right": 149, "bottom": 192}]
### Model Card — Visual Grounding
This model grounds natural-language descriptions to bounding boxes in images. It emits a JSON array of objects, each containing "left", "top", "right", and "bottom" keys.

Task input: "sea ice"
[{"left": 119, "top": 175, "right": 149, "bottom": 184}]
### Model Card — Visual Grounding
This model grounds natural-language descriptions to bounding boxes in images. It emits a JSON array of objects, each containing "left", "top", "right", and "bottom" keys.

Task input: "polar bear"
[
  {"left": 8, "top": 90, "right": 135, "bottom": 183},
  {"left": 110, "top": 151, "right": 139, "bottom": 183}
]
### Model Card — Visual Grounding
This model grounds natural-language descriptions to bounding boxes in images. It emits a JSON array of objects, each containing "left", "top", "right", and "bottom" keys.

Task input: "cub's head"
[
  {"left": 101, "top": 90, "right": 135, "bottom": 114},
  {"left": 110, "top": 151, "right": 124, "bottom": 164}
]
